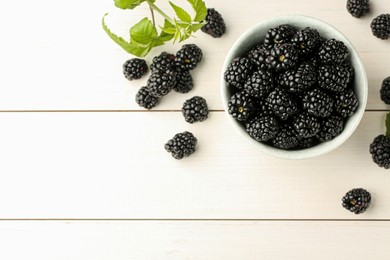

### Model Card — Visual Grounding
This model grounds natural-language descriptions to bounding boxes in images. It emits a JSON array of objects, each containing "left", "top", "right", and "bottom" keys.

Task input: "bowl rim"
[{"left": 220, "top": 14, "right": 368, "bottom": 160}]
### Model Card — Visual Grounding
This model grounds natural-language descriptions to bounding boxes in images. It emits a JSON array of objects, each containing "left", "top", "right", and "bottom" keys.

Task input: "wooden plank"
[
  {"left": 0, "top": 111, "right": 388, "bottom": 219},
  {"left": 0, "top": 220, "right": 389, "bottom": 260}
]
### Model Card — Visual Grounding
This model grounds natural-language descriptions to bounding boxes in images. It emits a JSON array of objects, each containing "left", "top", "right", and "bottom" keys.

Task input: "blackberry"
[
  {"left": 371, "top": 14, "right": 390, "bottom": 40},
  {"left": 266, "top": 88, "right": 298, "bottom": 120},
  {"left": 123, "top": 58, "right": 148, "bottom": 80},
  {"left": 318, "top": 39, "right": 349, "bottom": 65},
  {"left": 342, "top": 188, "right": 371, "bottom": 214},
  {"left": 243, "top": 69, "right": 274, "bottom": 98},
  {"left": 266, "top": 43, "right": 299, "bottom": 71},
  {"left": 201, "top": 8, "right": 226, "bottom": 38},
  {"left": 291, "top": 27, "right": 321, "bottom": 57},
  {"left": 247, "top": 44, "right": 271, "bottom": 70},
  {"left": 341, "top": 60, "right": 354, "bottom": 80},
  {"left": 369, "top": 134, "right": 390, "bottom": 169},
  {"left": 272, "top": 125, "right": 299, "bottom": 150},
  {"left": 264, "top": 24, "right": 296, "bottom": 47},
  {"left": 175, "top": 44, "right": 203, "bottom": 70},
  {"left": 164, "top": 131, "right": 197, "bottom": 159},
  {"left": 318, "top": 64, "right": 350, "bottom": 92},
  {"left": 227, "top": 92, "right": 255, "bottom": 122},
  {"left": 292, "top": 113, "right": 320, "bottom": 138},
  {"left": 174, "top": 70, "right": 193, "bottom": 93},
  {"left": 302, "top": 88, "right": 334, "bottom": 117},
  {"left": 135, "top": 86, "right": 159, "bottom": 109},
  {"left": 334, "top": 89, "right": 359, "bottom": 118},
  {"left": 224, "top": 57, "right": 253, "bottom": 90},
  {"left": 278, "top": 62, "right": 316, "bottom": 93},
  {"left": 316, "top": 116, "right": 344, "bottom": 142},
  {"left": 380, "top": 76, "right": 390, "bottom": 104},
  {"left": 298, "top": 137, "right": 319, "bottom": 149},
  {"left": 246, "top": 115, "right": 280, "bottom": 142},
  {"left": 347, "top": 0, "right": 369, "bottom": 18},
  {"left": 182, "top": 96, "right": 209, "bottom": 123},
  {"left": 147, "top": 70, "right": 176, "bottom": 98},
  {"left": 150, "top": 52, "right": 176, "bottom": 73}
]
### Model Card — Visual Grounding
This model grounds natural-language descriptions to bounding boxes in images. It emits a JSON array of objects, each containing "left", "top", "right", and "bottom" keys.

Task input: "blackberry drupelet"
[
  {"left": 347, "top": 0, "right": 369, "bottom": 18},
  {"left": 298, "top": 136, "right": 319, "bottom": 149},
  {"left": 264, "top": 24, "right": 296, "bottom": 47},
  {"left": 302, "top": 88, "right": 334, "bottom": 117},
  {"left": 150, "top": 52, "right": 176, "bottom": 73},
  {"left": 380, "top": 76, "right": 390, "bottom": 104},
  {"left": 291, "top": 27, "right": 321, "bottom": 57},
  {"left": 318, "top": 39, "right": 349, "bottom": 65},
  {"left": 201, "top": 8, "right": 226, "bottom": 38},
  {"left": 164, "top": 131, "right": 197, "bottom": 159},
  {"left": 224, "top": 57, "right": 253, "bottom": 90},
  {"left": 266, "top": 43, "right": 299, "bottom": 71},
  {"left": 370, "top": 134, "right": 390, "bottom": 169},
  {"left": 292, "top": 113, "right": 320, "bottom": 138},
  {"left": 334, "top": 89, "right": 359, "bottom": 118},
  {"left": 371, "top": 14, "right": 390, "bottom": 40},
  {"left": 227, "top": 92, "right": 255, "bottom": 122},
  {"left": 272, "top": 125, "right": 299, "bottom": 150},
  {"left": 266, "top": 88, "right": 299, "bottom": 120},
  {"left": 342, "top": 188, "right": 371, "bottom": 214},
  {"left": 316, "top": 116, "right": 344, "bottom": 142},
  {"left": 135, "top": 86, "right": 159, "bottom": 109},
  {"left": 123, "top": 58, "right": 148, "bottom": 80},
  {"left": 318, "top": 64, "right": 350, "bottom": 92},
  {"left": 182, "top": 96, "right": 209, "bottom": 123},
  {"left": 175, "top": 44, "right": 203, "bottom": 70},
  {"left": 278, "top": 62, "right": 316, "bottom": 93},
  {"left": 147, "top": 70, "right": 176, "bottom": 98},
  {"left": 243, "top": 69, "right": 274, "bottom": 98},
  {"left": 341, "top": 60, "right": 354, "bottom": 80},
  {"left": 245, "top": 115, "right": 280, "bottom": 142},
  {"left": 247, "top": 44, "right": 271, "bottom": 70},
  {"left": 174, "top": 70, "right": 193, "bottom": 93}
]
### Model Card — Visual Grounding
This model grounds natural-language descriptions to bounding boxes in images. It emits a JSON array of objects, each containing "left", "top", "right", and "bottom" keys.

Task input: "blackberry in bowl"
[{"left": 220, "top": 15, "right": 367, "bottom": 159}]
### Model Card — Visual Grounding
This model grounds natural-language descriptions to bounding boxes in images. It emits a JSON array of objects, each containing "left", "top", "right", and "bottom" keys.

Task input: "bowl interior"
[{"left": 221, "top": 15, "right": 368, "bottom": 159}]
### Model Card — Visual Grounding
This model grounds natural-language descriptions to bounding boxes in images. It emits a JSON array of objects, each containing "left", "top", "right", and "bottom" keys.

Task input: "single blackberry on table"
[
  {"left": 370, "top": 134, "right": 390, "bottom": 169},
  {"left": 123, "top": 58, "right": 148, "bottom": 80},
  {"left": 266, "top": 43, "right": 299, "bottom": 71},
  {"left": 135, "top": 86, "right": 159, "bottom": 109},
  {"left": 272, "top": 125, "right": 299, "bottom": 150},
  {"left": 243, "top": 69, "right": 274, "bottom": 98},
  {"left": 371, "top": 14, "right": 390, "bottom": 40},
  {"left": 175, "top": 44, "right": 203, "bottom": 70},
  {"left": 278, "top": 62, "right": 316, "bottom": 93},
  {"left": 201, "top": 8, "right": 226, "bottom": 38},
  {"left": 266, "top": 88, "right": 299, "bottom": 120},
  {"left": 227, "top": 92, "right": 255, "bottom": 122},
  {"left": 182, "top": 96, "right": 209, "bottom": 123},
  {"left": 342, "top": 188, "right": 371, "bottom": 214},
  {"left": 147, "top": 70, "right": 177, "bottom": 98},
  {"left": 347, "top": 0, "right": 369, "bottom": 18},
  {"left": 247, "top": 44, "right": 271, "bottom": 70},
  {"left": 150, "top": 52, "right": 176, "bottom": 73},
  {"left": 334, "top": 89, "right": 359, "bottom": 118},
  {"left": 224, "top": 57, "right": 253, "bottom": 90},
  {"left": 174, "top": 70, "right": 193, "bottom": 93},
  {"left": 291, "top": 27, "right": 321, "bottom": 57},
  {"left": 164, "top": 131, "right": 197, "bottom": 159},
  {"left": 302, "top": 88, "right": 334, "bottom": 117},
  {"left": 317, "top": 39, "right": 349, "bottom": 65},
  {"left": 292, "top": 113, "right": 320, "bottom": 138},
  {"left": 316, "top": 116, "right": 344, "bottom": 142},
  {"left": 318, "top": 64, "right": 350, "bottom": 92},
  {"left": 264, "top": 24, "right": 296, "bottom": 47},
  {"left": 380, "top": 76, "right": 390, "bottom": 104},
  {"left": 245, "top": 115, "right": 280, "bottom": 142}
]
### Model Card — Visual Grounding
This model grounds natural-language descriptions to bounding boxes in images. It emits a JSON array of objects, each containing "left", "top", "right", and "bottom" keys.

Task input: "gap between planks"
[{"left": 0, "top": 110, "right": 387, "bottom": 113}]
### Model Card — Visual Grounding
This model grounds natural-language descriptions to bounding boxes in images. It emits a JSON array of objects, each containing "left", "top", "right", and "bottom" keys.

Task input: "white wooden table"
[{"left": 1, "top": 0, "right": 390, "bottom": 259}]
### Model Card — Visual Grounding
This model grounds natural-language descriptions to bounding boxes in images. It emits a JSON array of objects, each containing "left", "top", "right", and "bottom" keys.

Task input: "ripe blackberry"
[
  {"left": 123, "top": 58, "right": 148, "bottom": 80},
  {"left": 272, "top": 125, "right": 299, "bottom": 150},
  {"left": 174, "top": 70, "right": 193, "bottom": 93},
  {"left": 164, "top": 131, "right": 197, "bottom": 159},
  {"left": 150, "top": 52, "right": 176, "bottom": 73},
  {"left": 147, "top": 70, "right": 176, "bottom": 98},
  {"left": 227, "top": 92, "right": 255, "bottom": 122},
  {"left": 266, "top": 88, "right": 299, "bottom": 120},
  {"left": 201, "top": 8, "right": 226, "bottom": 38},
  {"left": 316, "top": 116, "right": 344, "bottom": 142},
  {"left": 243, "top": 69, "right": 274, "bottom": 98},
  {"left": 341, "top": 60, "right": 354, "bottom": 80},
  {"left": 247, "top": 44, "right": 271, "bottom": 70},
  {"left": 291, "top": 27, "right": 321, "bottom": 57},
  {"left": 371, "top": 14, "right": 390, "bottom": 40},
  {"left": 380, "top": 76, "right": 390, "bottom": 104},
  {"left": 182, "top": 96, "right": 209, "bottom": 123},
  {"left": 264, "top": 24, "right": 296, "bottom": 47},
  {"left": 318, "top": 64, "right": 350, "bottom": 92},
  {"left": 278, "top": 62, "right": 316, "bottom": 93},
  {"left": 334, "top": 89, "right": 359, "bottom": 118},
  {"left": 224, "top": 57, "right": 253, "bottom": 90},
  {"left": 298, "top": 137, "right": 319, "bottom": 149},
  {"left": 292, "top": 113, "right": 320, "bottom": 138},
  {"left": 266, "top": 43, "right": 299, "bottom": 71},
  {"left": 175, "top": 44, "right": 203, "bottom": 70},
  {"left": 245, "top": 115, "right": 280, "bottom": 142},
  {"left": 318, "top": 39, "right": 349, "bottom": 65},
  {"left": 347, "top": 0, "right": 369, "bottom": 18},
  {"left": 369, "top": 134, "right": 390, "bottom": 169},
  {"left": 342, "top": 188, "right": 371, "bottom": 214},
  {"left": 302, "top": 88, "right": 334, "bottom": 117},
  {"left": 135, "top": 86, "right": 159, "bottom": 109}
]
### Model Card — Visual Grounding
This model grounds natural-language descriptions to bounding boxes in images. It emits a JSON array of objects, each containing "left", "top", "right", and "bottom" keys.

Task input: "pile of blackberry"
[{"left": 224, "top": 24, "right": 359, "bottom": 150}]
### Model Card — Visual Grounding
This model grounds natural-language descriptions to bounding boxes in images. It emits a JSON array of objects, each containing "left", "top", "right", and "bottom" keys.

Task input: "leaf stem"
[
  {"left": 146, "top": 0, "right": 174, "bottom": 25},
  {"left": 149, "top": 6, "right": 156, "bottom": 26}
]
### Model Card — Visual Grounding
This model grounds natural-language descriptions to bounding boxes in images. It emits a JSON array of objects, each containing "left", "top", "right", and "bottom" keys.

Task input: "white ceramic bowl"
[{"left": 221, "top": 15, "right": 368, "bottom": 159}]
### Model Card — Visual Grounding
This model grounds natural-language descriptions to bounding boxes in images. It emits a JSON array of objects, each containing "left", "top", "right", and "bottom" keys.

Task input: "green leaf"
[
  {"left": 102, "top": 14, "right": 133, "bottom": 53},
  {"left": 386, "top": 112, "right": 390, "bottom": 137},
  {"left": 169, "top": 1, "right": 192, "bottom": 23},
  {"left": 159, "top": 20, "right": 175, "bottom": 42},
  {"left": 187, "top": 0, "right": 207, "bottom": 22},
  {"left": 114, "top": 0, "right": 146, "bottom": 9},
  {"left": 190, "top": 22, "right": 206, "bottom": 32},
  {"left": 130, "top": 17, "right": 158, "bottom": 44}
]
